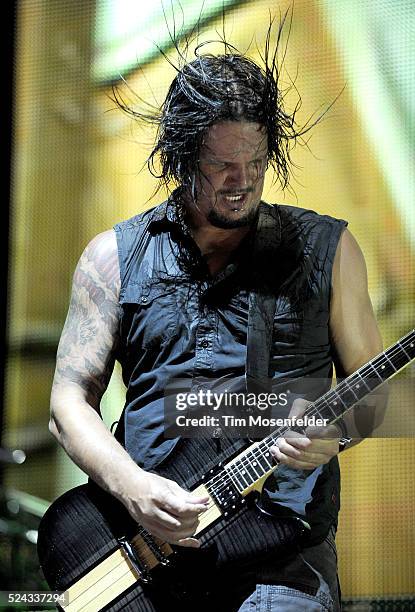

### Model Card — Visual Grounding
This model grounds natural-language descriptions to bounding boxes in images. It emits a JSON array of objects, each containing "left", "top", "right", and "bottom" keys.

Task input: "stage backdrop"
[{"left": 4, "top": 0, "right": 414, "bottom": 604}]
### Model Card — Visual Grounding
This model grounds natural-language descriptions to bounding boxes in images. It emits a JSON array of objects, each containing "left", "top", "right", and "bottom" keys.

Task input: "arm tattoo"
[{"left": 53, "top": 232, "right": 121, "bottom": 409}]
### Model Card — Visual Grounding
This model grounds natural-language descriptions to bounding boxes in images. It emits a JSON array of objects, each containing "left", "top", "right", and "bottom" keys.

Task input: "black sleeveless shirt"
[{"left": 114, "top": 199, "right": 347, "bottom": 542}]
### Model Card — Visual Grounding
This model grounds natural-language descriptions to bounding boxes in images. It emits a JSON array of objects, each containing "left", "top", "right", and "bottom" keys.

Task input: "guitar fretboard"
[{"left": 215, "top": 329, "right": 415, "bottom": 494}]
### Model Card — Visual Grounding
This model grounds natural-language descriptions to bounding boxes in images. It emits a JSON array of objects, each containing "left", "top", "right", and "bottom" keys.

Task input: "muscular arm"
[
  {"left": 50, "top": 230, "right": 207, "bottom": 545},
  {"left": 329, "top": 229, "right": 387, "bottom": 439},
  {"left": 271, "top": 229, "right": 388, "bottom": 468}
]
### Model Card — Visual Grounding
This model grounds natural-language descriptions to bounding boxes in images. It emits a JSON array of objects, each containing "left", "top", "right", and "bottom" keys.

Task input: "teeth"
[{"left": 224, "top": 194, "right": 244, "bottom": 202}]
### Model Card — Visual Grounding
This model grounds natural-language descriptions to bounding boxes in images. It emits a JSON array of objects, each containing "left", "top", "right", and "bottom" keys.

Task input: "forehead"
[{"left": 201, "top": 121, "right": 268, "bottom": 160}]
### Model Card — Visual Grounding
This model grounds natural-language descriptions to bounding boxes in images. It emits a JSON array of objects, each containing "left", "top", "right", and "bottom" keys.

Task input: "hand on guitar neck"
[{"left": 270, "top": 398, "right": 342, "bottom": 470}]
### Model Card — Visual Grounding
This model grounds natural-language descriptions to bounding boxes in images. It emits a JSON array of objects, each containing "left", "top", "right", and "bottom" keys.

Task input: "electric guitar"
[{"left": 37, "top": 329, "right": 415, "bottom": 611}]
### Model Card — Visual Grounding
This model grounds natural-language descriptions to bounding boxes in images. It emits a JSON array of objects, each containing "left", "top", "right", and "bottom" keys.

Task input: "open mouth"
[{"left": 221, "top": 193, "right": 248, "bottom": 211}]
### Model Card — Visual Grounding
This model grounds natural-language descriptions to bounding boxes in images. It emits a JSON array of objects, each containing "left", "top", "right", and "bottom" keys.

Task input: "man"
[{"left": 49, "top": 52, "right": 385, "bottom": 610}]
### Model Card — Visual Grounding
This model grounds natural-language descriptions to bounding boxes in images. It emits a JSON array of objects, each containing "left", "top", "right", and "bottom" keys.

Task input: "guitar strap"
[{"left": 245, "top": 204, "right": 281, "bottom": 395}]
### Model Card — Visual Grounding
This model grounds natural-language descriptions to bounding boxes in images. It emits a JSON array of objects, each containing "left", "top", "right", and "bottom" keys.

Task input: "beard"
[{"left": 206, "top": 205, "right": 258, "bottom": 229}]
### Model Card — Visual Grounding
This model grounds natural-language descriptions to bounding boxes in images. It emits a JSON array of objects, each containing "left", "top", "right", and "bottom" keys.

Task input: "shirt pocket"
[{"left": 120, "top": 280, "right": 179, "bottom": 350}]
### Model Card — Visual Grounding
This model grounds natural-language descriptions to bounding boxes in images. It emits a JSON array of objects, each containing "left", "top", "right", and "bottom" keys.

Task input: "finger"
[
  {"left": 144, "top": 517, "right": 200, "bottom": 543},
  {"left": 161, "top": 495, "right": 208, "bottom": 517},
  {"left": 161, "top": 524, "right": 200, "bottom": 540},
  {"left": 171, "top": 484, "right": 210, "bottom": 504},
  {"left": 271, "top": 445, "right": 331, "bottom": 469},
  {"left": 270, "top": 440, "right": 302, "bottom": 460},
  {"left": 154, "top": 508, "right": 183, "bottom": 529},
  {"left": 306, "top": 424, "right": 340, "bottom": 440},
  {"left": 187, "top": 494, "right": 210, "bottom": 505},
  {"left": 288, "top": 398, "right": 310, "bottom": 419},
  {"left": 166, "top": 485, "right": 210, "bottom": 512},
  {"left": 182, "top": 496, "right": 210, "bottom": 513},
  {"left": 168, "top": 501, "right": 209, "bottom": 518},
  {"left": 176, "top": 538, "right": 201, "bottom": 548},
  {"left": 271, "top": 447, "right": 321, "bottom": 470},
  {"left": 159, "top": 513, "right": 200, "bottom": 533},
  {"left": 302, "top": 438, "right": 340, "bottom": 453},
  {"left": 282, "top": 429, "right": 312, "bottom": 447},
  {"left": 275, "top": 436, "right": 312, "bottom": 453}
]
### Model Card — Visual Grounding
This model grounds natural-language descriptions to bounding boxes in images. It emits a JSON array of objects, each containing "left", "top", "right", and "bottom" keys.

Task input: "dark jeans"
[
  {"left": 237, "top": 526, "right": 339, "bottom": 611},
  {"left": 205, "top": 526, "right": 340, "bottom": 611}
]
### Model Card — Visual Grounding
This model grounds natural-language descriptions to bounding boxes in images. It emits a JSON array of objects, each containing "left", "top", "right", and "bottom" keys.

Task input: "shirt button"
[{"left": 200, "top": 340, "right": 209, "bottom": 348}]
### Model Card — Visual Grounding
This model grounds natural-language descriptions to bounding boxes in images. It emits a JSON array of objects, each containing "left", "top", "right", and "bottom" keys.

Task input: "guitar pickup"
[{"left": 202, "top": 463, "right": 244, "bottom": 517}]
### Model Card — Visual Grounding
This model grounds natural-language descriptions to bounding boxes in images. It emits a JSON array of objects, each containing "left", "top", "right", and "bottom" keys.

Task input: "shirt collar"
[{"left": 148, "top": 191, "right": 186, "bottom": 231}]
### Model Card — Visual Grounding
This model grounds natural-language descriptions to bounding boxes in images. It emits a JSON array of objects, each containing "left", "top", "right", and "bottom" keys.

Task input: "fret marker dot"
[
  {"left": 381, "top": 365, "right": 385, "bottom": 369},
  {"left": 355, "top": 384, "right": 360, "bottom": 389},
  {"left": 411, "top": 343, "right": 414, "bottom": 348},
  {"left": 253, "top": 462, "right": 257, "bottom": 466},
  {"left": 333, "top": 401, "right": 337, "bottom": 405},
  {"left": 242, "top": 470, "right": 246, "bottom": 474}
]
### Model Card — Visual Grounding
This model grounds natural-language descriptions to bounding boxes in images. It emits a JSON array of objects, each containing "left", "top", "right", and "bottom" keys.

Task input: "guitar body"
[
  {"left": 38, "top": 438, "right": 306, "bottom": 611},
  {"left": 38, "top": 329, "right": 415, "bottom": 610},
  {"left": 38, "top": 484, "right": 152, "bottom": 611}
]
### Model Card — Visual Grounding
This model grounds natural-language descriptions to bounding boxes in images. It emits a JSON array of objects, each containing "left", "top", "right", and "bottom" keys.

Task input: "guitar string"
[
  {"left": 207, "top": 352, "right": 403, "bottom": 499},
  {"left": 208, "top": 344, "right": 414, "bottom": 498},
  {"left": 70, "top": 332, "right": 415, "bottom": 609},
  {"left": 166, "top": 333, "right": 415, "bottom": 502},
  {"left": 210, "top": 358, "right": 415, "bottom": 499},
  {"left": 204, "top": 334, "right": 415, "bottom": 499},
  {"left": 67, "top": 551, "right": 137, "bottom": 611},
  {"left": 210, "top": 337, "right": 413, "bottom": 492},
  {"left": 73, "top": 554, "right": 148, "bottom": 612},
  {"left": 109, "top": 335, "right": 415, "bottom": 609},
  {"left": 207, "top": 371, "right": 413, "bottom": 499},
  {"left": 70, "top": 507, "right": 229, "bottom": 611},
  {"left": 212, "top": 332, "right": 415, "bottom": 493}
]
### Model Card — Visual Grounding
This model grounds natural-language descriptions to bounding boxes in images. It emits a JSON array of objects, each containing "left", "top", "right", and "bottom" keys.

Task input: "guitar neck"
[{"left": 219, "top": 329, "right": 415, "bottom": 495}]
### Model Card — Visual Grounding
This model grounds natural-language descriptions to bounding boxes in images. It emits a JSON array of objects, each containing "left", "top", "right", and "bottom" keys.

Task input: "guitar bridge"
[{"left": 118, "top": 536, "right": 152, "bottom": 584}]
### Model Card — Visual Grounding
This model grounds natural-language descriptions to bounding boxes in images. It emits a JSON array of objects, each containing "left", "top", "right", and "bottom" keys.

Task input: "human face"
[{"left": 194, "top": 121, "right": 268, "bottom": 229}]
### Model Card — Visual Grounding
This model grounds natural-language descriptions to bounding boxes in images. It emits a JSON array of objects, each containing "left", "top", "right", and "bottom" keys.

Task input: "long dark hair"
[{"left": 112, "top": 11, "right": 328, "bottom": 197}]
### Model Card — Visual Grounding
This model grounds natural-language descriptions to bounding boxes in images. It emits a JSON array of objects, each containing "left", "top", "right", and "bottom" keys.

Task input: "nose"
[{"left": 224, "top": 164, "right": 251, "bottom": 189}]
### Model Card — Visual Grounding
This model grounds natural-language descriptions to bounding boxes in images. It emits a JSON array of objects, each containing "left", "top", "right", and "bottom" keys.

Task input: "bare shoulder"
[
  {"left": 330, "top": 228, "right": 382, "bottom": 374},
  {"left": 76, "top": 229, "right": 120, "bottom": 296},
  {"left": 332, "top": 228, "right": 368, "bottom": 288}
]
